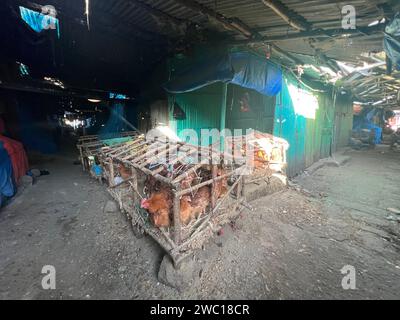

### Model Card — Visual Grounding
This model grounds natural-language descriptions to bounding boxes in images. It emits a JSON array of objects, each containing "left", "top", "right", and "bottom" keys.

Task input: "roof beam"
[
  {"left": 261, "top": 0, "right": 311, "bottom": 31},
  {"left": 171, "top": 0, "right": 256, "bottom": 38},
  {"left": 271, "top": 44, "right": 303, "bottom": 65},
  {"left": 233, "top": 24, "right": 385, "bottom": 44}
]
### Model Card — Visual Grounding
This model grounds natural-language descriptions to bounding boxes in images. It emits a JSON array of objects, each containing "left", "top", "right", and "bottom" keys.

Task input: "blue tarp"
[
  {"left": 164, "top": 52, "right": 282, "bottom": 96},
  {"left": 98, "top": 102, "right": 128, "bottom": 139},
  {"left": 19, "top": 6, "right": 60, "bottom": 38},
  {"left": 353, "top": 107, "right": 383, "bottom": 144},
  {"left": 0, "top": 141, "right": 15, "bottom": 205},
  {"left": 384, "top": 13, "right": 400, "bottom": 71}
]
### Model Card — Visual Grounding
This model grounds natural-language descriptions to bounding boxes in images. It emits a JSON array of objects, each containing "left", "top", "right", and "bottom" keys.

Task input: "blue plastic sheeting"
[
  {"left": 19, "top": 6, "right": 60, "bottom": 38},
  {"left": 109, "top": 92, "right": 128, "bottom": 100},
  {"left": 353, "top": 107, "right": 383, "bottom": 144},
  {"left": 164, "top": 54, "right": 233, "bottom": 94},
  {"left": 102, "top": 137, "right": 132, "bottom": 146},
  {"left": 0, "top": 141, "right": 15, "bottom": 204},
  {"left": 98, "top": 102, "right": 128, "bottom": 139},
  {"left": 384, "top": 13, "right": 400, "bottom": 71},
  {"left": 230, "top": 52, "right": 282, "bottom": 96},
  {"left": 91, "top": 164, "right": 103, "bottom": 177},
  {"left": 164, "top": 52, "right": 282, "bottom": 97}
]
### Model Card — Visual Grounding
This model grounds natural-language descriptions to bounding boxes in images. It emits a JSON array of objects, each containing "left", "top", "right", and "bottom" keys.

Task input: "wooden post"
[
  {"left": 79, "top": 146, "right": 85, "bottom": 171},
  {"left": 173, "top": 190, "right": 181, "bottom": 245},
  {"left": 241, "top": 176, "right": 246, "bottom": 198},
  {"left": 131, "top": 168, "right": 138, "bottom": 201},
  {"left": 109, "top": 159, "right": 115, "bottom": 187},
  {"left": 220, "top": 83, "right": 228, "bottom": 152},
  {"left": 211, "top": 165, "right": 218, "bottom": 209},
  {"left": 236, "top": 176, "right": 242, "bottom": 199}
]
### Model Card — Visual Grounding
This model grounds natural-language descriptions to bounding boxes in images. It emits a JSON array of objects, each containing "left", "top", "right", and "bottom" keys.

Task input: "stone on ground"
[
  {"left": 20, "top": 175, "right": 33, "bottom": 187},
  {"left": 31, "top": 169, "right": 41, "bottom": 178},
  {"left": 104, "top": 200, "right": 118, "bottom": 213},
  {"left": 158, "top": 255, "right": 196, "bottom": 291}
]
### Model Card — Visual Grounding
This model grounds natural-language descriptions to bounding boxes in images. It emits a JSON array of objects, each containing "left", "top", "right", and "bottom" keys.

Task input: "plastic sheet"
[
  {"left": 19, "top": 6, "right": 60, "bottom": 38},
  {"left": 98, "top": 102, "right": 128, "bottom": 139},
  {"left": 0, "top": 135, "right": 29, "bottom": 184},
  {"left": 353, "top": 107, "right": 383, "bottom": 144},
  {"left": 164, "top": 52, "right": 282, "bottom": 96},
  {"left": 384, "top": 13, "right": 400, "bottom": 71},
  {"left": 0, "top": 141, "right": 15, "bottom": 202}
]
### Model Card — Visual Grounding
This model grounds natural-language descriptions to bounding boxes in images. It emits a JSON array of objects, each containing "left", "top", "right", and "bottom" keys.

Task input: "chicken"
[
  {"left": 180, "top": 171, "right": 197, "bottom": 190},
  {"left": 118, "top": 163, "right": 132, "bottom": 180},
  {"left": 214, "top": 167, "right": 228, "bottom": 199},
  {"left": 144, "top": 175, "right": 161, "bottom": 195},
  {"left": 179, "top": 186, "right": 211, "bottom": 225},
  {"left": 191, "top": 186, "right": 211, "bottom": 216},
  {"left": 140, "top": 186, "right": 173, "bottom": 228},
  {"left": 179, "top": 195, "right": 195, "bottom": 225}
]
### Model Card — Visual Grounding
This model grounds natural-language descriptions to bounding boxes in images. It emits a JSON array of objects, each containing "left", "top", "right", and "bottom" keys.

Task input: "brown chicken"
[
  {"left": 140, "top": 186, "right": 173, "bottom": 228},
  {"left": 179, "top": 185, "right": 211, "bottom": 225},
  {"left": 118, "top": 163, "right": 132, "bottom": 180},
  {"left": 191, "top": 186, "right": 211, "bottom": 216},
  {"left": 214, "top": 168, "right": 228, "bottom": 199},
  {"left": 179, "top": 195, "right": 195, "bottom": 225},
  {"left": 180, "top": 171, "right": 197, "bottom": 190}
]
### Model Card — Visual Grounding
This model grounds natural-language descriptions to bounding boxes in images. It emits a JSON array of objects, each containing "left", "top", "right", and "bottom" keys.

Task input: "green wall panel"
[{"left": 168, "top": 83, "right": 223, "bottom": 146}]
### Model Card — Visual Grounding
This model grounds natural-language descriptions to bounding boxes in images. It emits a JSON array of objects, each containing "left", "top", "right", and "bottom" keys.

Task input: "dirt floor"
[{"left": 0, "top": 146, "right": 399, "bottom": 300}]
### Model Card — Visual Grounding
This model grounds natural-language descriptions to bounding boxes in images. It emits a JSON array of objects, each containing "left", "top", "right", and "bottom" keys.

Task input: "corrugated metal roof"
[{"left": 25, "top": 0, "right": 399, "bottom": 104}]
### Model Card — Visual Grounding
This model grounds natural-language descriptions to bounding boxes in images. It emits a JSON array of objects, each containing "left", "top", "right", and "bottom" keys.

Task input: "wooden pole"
[
  {"left": 211, "top": 165, "right": 218, "bottom": 209},
  {"left": 109, "top": 158, "right": 115, "bottom": 187},
  {"left": 220, "top": 83, "right": 228, "bottom": 153},
  {"left": 173, "top": 189, "right": 181, "bottom": 245},
  {"left": 79, "top": 146, "right": 85, "bottom": 171}
]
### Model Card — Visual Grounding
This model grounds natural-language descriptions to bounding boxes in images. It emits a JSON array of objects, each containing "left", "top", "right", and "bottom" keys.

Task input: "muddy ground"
[{"left": 0, "top": 147, "right": 399, "bottom": 299}]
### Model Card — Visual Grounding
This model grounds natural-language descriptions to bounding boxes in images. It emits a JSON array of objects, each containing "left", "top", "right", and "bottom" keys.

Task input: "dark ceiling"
[{"left": 0, "top": 0, "right": 170, "bottom": 96}]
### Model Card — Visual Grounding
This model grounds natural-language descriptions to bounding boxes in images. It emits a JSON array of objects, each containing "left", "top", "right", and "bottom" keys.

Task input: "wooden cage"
[
  {"left": 76, "top": 130, "right": 141, "bottom": 172},
  {"left": 224, "top": 131, "right": 289, "bottom": 184},
  {"left": 98, "top": 137, "right": 248, "bottom": 266}
]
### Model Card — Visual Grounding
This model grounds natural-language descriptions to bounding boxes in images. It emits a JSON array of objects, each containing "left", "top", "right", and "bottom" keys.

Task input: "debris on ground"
[{"left": 104, "top": 200, "right": 118, "bottom": 213}]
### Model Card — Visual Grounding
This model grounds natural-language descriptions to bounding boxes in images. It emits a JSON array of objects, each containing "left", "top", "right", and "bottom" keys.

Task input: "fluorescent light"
[{"left": 88, "top": 99, "right": 101, "bottom": 103}]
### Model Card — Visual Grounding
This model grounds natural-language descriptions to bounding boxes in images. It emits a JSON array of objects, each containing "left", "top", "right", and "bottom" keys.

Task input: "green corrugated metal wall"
[
  {"left": 273, "top": 78, "right": 307, "bottom": 177},
  {"left": 168, "top": 83, "right": 223, "bottom": 146},
  {"left": 333, "top": 94, "right": 354, "bottom": 151},
  {"left": 273, "top": 75, "right": 352, "bottom": 177},
  {"left": 167, "top": 59, "right": 352, "bottom": 177}
]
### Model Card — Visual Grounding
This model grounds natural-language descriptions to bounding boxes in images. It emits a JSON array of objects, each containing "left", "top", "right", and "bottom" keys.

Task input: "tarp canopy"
[
  {"left": 164, "top": 52, "right": 282, "bottom": 96},
  {"left": 0, "top": 141, "right": 15, "bottom": 202},
  {"left": 384, "top": 13, "right": 400, "bottom": 71}
]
